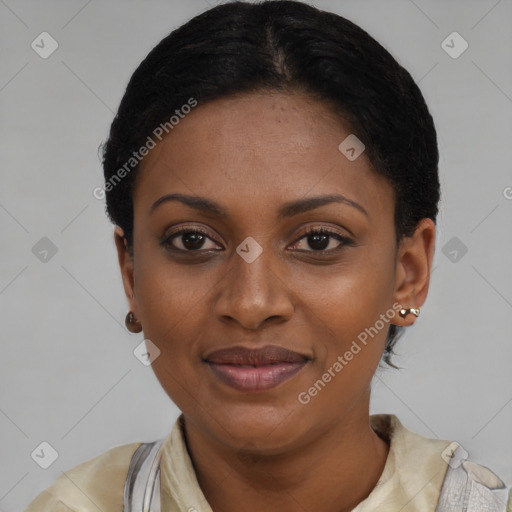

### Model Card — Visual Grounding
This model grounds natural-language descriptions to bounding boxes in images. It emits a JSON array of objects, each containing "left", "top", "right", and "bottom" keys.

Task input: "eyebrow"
[{"left": 149, "top": 192, "right": 368, "bottom": 218}]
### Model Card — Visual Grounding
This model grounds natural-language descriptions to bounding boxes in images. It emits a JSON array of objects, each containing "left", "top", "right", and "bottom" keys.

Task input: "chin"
[{"left": 207, "top": 402, "right": 307, "bottom": 452}]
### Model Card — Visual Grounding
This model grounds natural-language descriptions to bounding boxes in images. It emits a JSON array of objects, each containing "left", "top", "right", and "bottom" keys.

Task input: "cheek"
[
  {"left": 295, "top": 276, "right": 392, "bottom": 418},
  {"left": 298, "top": 251, "right": 395, "bottom": 329},
  {"left": 295, "top": 252, "right": 395, "bottom": 377},
  {"left": 134, "top": 248, "right": 215, "bottom": 327},
  {"left": 133, "top": 260, "right": 212, "bottom": 409}
]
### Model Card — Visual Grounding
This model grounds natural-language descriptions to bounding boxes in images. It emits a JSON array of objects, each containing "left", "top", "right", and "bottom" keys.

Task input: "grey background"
[{"left": 1, "top": 0, "right": 511, "bottom": 510}]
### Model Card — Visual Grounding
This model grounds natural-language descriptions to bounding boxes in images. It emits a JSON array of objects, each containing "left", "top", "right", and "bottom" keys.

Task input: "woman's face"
[{"left": 116, "top": 91, "right": 432, "bottom": 453}]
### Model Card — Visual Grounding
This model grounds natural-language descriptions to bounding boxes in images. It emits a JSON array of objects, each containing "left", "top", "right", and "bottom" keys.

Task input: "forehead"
[{"left": 133, "top": 91, "right": 394, "bottom": 222}]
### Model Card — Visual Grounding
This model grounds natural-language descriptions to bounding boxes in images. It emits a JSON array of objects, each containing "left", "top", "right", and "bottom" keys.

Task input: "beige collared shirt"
[{"left": 24, "top": 413, "right": 512, "bottom": 511}]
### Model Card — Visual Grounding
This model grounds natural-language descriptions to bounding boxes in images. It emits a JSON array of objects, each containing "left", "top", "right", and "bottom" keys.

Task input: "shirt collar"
[{"left": 160, "top": 413, "right": 450, "bottom": 512}]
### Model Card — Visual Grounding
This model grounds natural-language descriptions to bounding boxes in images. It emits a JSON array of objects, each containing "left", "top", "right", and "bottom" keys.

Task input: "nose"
[{"left": 213, "top": 244, "right": 294, "bottom": 330}]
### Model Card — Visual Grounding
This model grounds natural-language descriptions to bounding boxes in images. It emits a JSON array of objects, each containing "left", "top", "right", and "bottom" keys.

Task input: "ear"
[
  {"left": 392, "top": 218, "right": 436, "bottom": 326},
  {"left": 114, "top": 226, "right": 137, "bottom": 314}
]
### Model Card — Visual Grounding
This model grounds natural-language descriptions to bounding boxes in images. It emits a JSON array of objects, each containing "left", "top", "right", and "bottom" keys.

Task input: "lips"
[
  {"left": 203, "top": 345, "right": 311, "bottom": 392},
  {"left": 204, "top": 345, "right": 310, "bottom": 365}
]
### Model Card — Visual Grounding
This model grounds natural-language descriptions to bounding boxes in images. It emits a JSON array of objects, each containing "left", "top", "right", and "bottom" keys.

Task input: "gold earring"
[
  {"left": 398, "top": 308, "right": 420, "bottom": 318},
  {"left": 125, "top": 311, "right": 142, "bottom": 333}
]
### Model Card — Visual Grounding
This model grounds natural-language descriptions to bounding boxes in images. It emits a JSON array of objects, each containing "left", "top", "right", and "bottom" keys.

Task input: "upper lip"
[{"left": 204, "top": 345, "right": 311, "bottom": 365}]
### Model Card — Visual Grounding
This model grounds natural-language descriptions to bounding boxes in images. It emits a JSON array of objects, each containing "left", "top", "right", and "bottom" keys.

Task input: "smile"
[{"left": 203, "top": 344, "right": 311, "bottom": 391}]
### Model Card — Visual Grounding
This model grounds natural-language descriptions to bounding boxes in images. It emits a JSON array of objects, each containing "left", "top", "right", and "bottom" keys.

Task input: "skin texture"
[{"left": 114, "top": 91, "right": 436, "bottom": 512}]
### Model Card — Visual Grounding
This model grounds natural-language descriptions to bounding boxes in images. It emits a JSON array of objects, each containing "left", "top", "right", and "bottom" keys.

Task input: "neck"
[{"left": 182, "top": 397, "right": 390, "bottom": 512}]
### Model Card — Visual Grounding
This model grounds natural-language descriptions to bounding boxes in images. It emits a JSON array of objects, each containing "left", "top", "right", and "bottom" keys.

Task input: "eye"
[
  {"left": 289, "top": 227, "right": 353, "bottom": 252},
  {"left": 161, "top": 227, "right": 222, "bottom": 252},
  {"left": 161, "top": 226, "right": 353, "bottom": 254}
]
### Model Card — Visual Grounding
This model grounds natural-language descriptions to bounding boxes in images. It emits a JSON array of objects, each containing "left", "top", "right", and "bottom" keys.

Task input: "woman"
[{"left": 24, "top": 1, "right": 511, "bottom": 511}]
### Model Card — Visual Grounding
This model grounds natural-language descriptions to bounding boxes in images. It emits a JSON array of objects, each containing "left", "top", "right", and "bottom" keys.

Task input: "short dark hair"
[{"left": 101, "top": 0, "right": 440, "bottom": 368}]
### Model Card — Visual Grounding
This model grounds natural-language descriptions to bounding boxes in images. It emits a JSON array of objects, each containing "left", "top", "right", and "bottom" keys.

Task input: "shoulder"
[
  {"left": 370, "top": 414, "right": 512, "bottom": 510},
  {"left": 24, "top": 441, "right": 142, "bottom": 512},
  {"left": 439, "top": 448, "right": 512, "bottom": 512}
]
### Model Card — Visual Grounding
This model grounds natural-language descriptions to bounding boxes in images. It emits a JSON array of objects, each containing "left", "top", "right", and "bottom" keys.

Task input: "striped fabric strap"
[
  {"left": 123, "top": 439, "right": 165, "bottom": 512},
  {"left": 435, "top": 444, "right": 509, "bottom": 512}
]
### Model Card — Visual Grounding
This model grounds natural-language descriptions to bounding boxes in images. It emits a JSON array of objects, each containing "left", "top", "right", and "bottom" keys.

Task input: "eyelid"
[{"left": 292, "top": 224, "right": 351, "bottom": 242}]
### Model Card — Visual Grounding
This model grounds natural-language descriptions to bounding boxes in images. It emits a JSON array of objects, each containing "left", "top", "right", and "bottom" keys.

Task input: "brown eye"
[
  {"left": 162, "top": 228, "right": 221, "bottom": 252},
  {"left": 290, "top": 228, "right": 353, "bottom": 252}
]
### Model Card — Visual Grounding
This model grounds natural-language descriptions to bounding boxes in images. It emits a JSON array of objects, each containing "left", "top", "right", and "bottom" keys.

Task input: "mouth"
[{"left": 203, "top": 345, "right": 311, "bottom": 392}]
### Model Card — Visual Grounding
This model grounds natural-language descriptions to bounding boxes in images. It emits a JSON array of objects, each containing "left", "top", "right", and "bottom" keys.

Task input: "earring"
[
  {"left": 125, "top": 311, "right": 142, "bottom": 333},
  {"left": 398, "top": 308, "right": 420, "bottom": 318}
]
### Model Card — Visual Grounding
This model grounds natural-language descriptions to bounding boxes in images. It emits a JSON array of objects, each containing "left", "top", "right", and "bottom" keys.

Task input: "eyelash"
[{"left": 161, "top": 226, "right": 353, "bottom": 254}]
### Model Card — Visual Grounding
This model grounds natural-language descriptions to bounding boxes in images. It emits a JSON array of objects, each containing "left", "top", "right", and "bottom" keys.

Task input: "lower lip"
[{"left": 206, "top": 361, "right": 308, "bottom": 391}]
